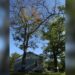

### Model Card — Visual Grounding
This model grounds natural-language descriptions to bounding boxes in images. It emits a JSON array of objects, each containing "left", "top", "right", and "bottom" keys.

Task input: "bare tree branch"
[{"left": 29, "top": 13, "right": 55, "bottom": 35}]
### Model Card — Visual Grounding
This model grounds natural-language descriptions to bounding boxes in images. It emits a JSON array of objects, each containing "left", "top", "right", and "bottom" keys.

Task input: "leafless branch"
[{"left": 29, "top": 13, "right": 55, "bottom": 35}]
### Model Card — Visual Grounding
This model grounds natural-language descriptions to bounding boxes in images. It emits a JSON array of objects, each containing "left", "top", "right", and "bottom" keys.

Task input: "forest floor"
[{"left": 10, "top": 72, "right": 65, "bottom": 75}]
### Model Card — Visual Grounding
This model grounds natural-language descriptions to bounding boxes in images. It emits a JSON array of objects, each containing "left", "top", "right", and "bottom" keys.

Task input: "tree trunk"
[
  {"left": 66, "top": 0, "right": 75, "bottom": 75},
  {"left": 53, "top": 50, "right": 58, "bottom": 72},
  {"left": 21, "top": 50, "right": 27, "bottom": 72},
  {"left": 21, "top": 25, "right": 27, "bottom": 71}
]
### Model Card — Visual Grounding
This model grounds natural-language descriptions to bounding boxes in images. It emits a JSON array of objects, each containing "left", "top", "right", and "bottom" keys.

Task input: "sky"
[
  {"left": 0, "top": 0, "right": 65, "bottom": 55},
  {"left": 10, "top": 34, "right": 45, "bottom": 55}
]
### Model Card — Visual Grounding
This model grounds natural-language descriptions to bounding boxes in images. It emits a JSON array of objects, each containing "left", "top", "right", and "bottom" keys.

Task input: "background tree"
[
  {"left": 42, "top": 15, "right": 65, "bottom": 72},
  {"left": 10, "top": 53, "right": 21, "bottom": 71}
]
